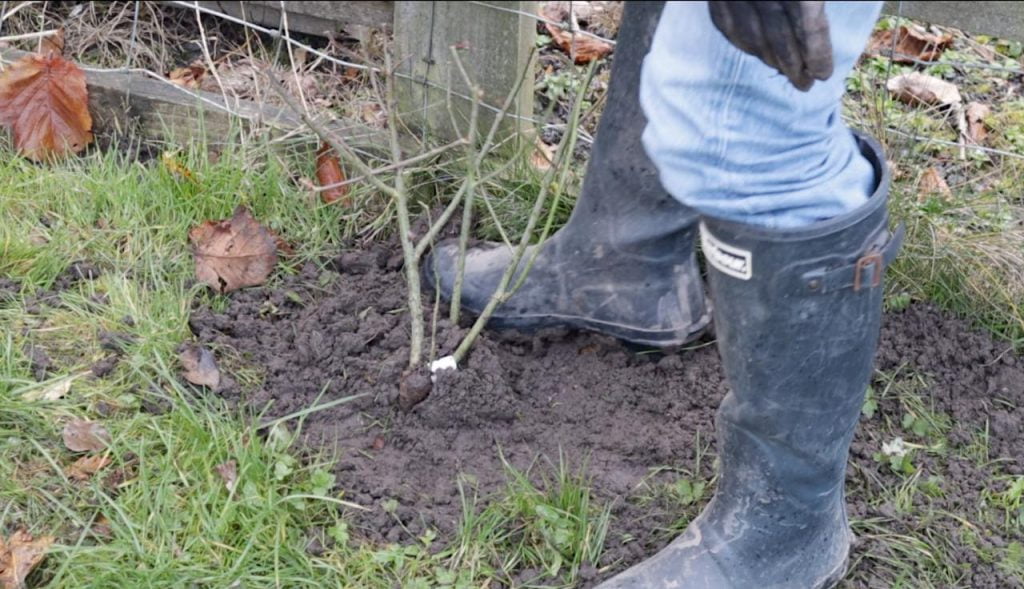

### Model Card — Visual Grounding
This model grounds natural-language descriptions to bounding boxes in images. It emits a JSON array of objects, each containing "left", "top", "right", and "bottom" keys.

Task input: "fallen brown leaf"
[
  {"left": 0, "top": 529, "right": 54, "bottom": 589},
  {"left": 540, "top": 4, "right": 613, "bottom": 65},
  {"left": 530, "top": 138, "right": 556, "bottom": 172},
  {"left": 199, "top": 60, "right": 259, "bottom": 97},
  {"left": 315, "top": 144, "right": 351, "bottom": 205},
  {"left": 66, "top": 454, "right": 112, "bottom": 481},
  {"left": 972, "top": 42, "right": 1000, "bottom": 63},
  {"left": 919, "top": 167, "right": 953, "bottom": 201},
  {"left": 22, "top": 378, "right": 71, "bottom": 402},
  {"left": 360, "top": 102, "right": 385, "bottom": 127},
  {"left": 179, "top": 344, "right": 221, "bottom": 389},
  {"left": 886, "top": 72, "right": 961, "bottom": 107},
  {"left": 28, "top": 229, "right": 49, "bottom": 246},
  {"left": 965, "top": 102, "right": 991, "bottom": 144},
  {"left": 90, "top": 516, "right": 113, "bottom": 540},
  {"left": 887, "top": 159, "right": 904, "bottom": 181},
  {"left": 215, "top": 459, "right": 238, "bottom": 492},
  {"left": 867, "top": 25, "right": 953, "bottom": 63},
  {"left": 189, "top": 206, "right": 278, "bottom": 293},
  {"left": 198, "top": 59, "right": 318, "bottom": 103},
  {"left": 161, "top": 151, "right": 197, "bottom": 183},
  {"left": 62, "top": 420, "right": 111, "bottom": 453},
  {"left": 0, "top": 53, "right": 93, "bottom": 161},
  {"left": 268, "top": 229, "right": 295, "bottom": 257},
  {"left": 38, "top": 28, "right": 65, "bottom": 57},
  {"left": 168, "top": 62, "right": 207, "bottom": 90},
  {"left": 102, "top": 465, "right": 133, "bottom": 493}
]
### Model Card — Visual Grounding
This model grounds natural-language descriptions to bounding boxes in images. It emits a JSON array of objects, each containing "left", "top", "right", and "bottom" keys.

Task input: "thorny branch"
[
  {"left": 381, "top": 51, "right": 424, "bottom": 369},
  {"left": 449, "top": 47, "right": 481, "bottom": 325},
  {"left": 452, "top": 61, "right": 597, "bottom": 364},
  {"left": 267, "top": 46, "right": 541, "bottom": 372}
]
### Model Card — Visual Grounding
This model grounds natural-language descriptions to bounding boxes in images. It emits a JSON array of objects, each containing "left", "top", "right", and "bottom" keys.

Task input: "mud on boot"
[
  {"left": 422, "top": 1, "right": 711, "bottom": 348},
  {"left": 596, "top": 133, "right": 903, "bottom": 588}
]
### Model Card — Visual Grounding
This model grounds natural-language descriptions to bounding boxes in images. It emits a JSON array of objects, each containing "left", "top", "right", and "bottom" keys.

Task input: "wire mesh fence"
[
  {"left": 1, "top": 0, "right": 1023, "bottom": 162},
  {"left": 0, "top": 1, "right": 612, "bottom": 147}
]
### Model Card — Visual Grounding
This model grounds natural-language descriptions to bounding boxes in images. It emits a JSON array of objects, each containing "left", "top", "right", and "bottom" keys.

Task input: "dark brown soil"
[{"left": 188, "top": 249, "right": 1024, "bottom": 588}]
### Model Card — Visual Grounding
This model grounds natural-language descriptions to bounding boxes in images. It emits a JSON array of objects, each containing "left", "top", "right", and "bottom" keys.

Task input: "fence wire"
[
  {"left": 878, "top": 1, "right": 1024, "bottom": 162},
  {"left": 1, "top": 1, "right": 1022, "bottom": 161},
  {"left": 192, "top": 1, "right": 574, "bottom": 129}
]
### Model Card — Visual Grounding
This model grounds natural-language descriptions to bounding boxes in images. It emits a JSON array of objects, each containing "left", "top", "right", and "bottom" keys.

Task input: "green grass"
[
  {"left": 0, "top": 133, "right": 607, "bottom": 588},
  {"left": 844, "top": 367, "right": 1024, "bottom": 587},
  {"left": 3, "top": 15, "right": 1024, "bottom": 588},
  {"left": 843, "top": 21, "right": 1024, "bottom": 347},
  {"left": 835, "top": 23, "right": 1024, "bottom": 581}
]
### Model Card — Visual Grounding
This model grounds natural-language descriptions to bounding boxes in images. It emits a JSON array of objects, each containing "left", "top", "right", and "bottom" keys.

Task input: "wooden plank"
[
  {"left": 0, "top": 48, "right": 391, "bottom": 154},
  {"left": 393, "top": 1, "right": 537, "bottom": 143},
  {"left": 883, "top": 1, "right": 1024, "bottom": 43},
  {"left": 195, "top": 1, "right": 393, "bottom": 34}
]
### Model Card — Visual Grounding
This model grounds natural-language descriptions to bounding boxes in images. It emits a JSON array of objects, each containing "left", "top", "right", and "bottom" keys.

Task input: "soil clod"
[
  {"left": 191, "top": 249, "right": 1024, "bottom": 587},
  {"left": 398, "top": 368, "right": 432, "bottom": 411}
]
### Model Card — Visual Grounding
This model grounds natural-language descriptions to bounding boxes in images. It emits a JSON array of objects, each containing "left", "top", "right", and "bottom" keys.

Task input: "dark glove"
[{"left": 708, "top": 1, "right": 833, "bottom": 91}]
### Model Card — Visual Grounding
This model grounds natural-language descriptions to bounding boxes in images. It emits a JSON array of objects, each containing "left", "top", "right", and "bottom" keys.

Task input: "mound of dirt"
[{"left": 189, "top": 249, "right": 1023, "bottom": 588}]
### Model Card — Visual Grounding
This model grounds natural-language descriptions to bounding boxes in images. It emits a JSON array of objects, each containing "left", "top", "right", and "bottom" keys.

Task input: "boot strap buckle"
[
  {"left": 794, "top": 223, "right": 905, "bottom": 295},
  {"left": 853, "top": 251, "right": 884, "bottom": 291}
]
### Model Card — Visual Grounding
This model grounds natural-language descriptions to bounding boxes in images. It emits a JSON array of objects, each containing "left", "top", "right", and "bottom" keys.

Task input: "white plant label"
[{"left": 430, "top": 356, "right": 458, "bottom": 382}]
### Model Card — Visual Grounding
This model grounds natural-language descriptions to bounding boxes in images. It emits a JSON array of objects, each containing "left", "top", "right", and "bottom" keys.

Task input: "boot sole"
[
  {"left": 815, "top": 537, "right": 852, "bottom": 589},
  {"left": 478, "top": 308, "right": 714, "bottom": 349}
]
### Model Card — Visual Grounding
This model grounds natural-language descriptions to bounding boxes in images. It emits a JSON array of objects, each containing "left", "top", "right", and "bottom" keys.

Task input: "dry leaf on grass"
[
  {"left": 887, "top": 73, "right": 970, "bottom": 154},
  {"left": 867, "top": 25, "right": 953, "bottom": 63},
  {"left": 62, "top": 420, "right": 111, "bottom": 453},
  {"left": 215, "top": 459, "right": 238, "bottom": 492},
  {"left": 530, "top": 139, "right": 556, "bottom": 171},
  {"left": 965, "top": 102, "right": 991, "bottom": 144},
  {"left": 66, "top": 454, "right": 112, "bottom": 481},
  {"left": 886, "top": 72, "right": 961, "bottom": 107},
  {"left": 919, "top": 167, "right": 953, "bottom": 201},
  {"left": 316, "top": 144, "right": 351, "bottom": 205},
  {"left": 90, "top": 516, "right": 113, "bottom": 541},
  {"left": 179, "top": 344, "right": 221, "bottom": 389},
  {"left": 168, "top": 62, "right": 207, "bottom": 90},
  {"left": 0, "top": 529, "right": 54, "bottom": 589},
  {"left": 189, "top": 206, "right": 278, "bottom": 293},
  {"left": 0, "top": 53, "right": 93, "bottom": 161},
  {"left": 199, "top": 60, "right": 259, "bottom": 97},
  {"left": 38, "top": 28, "right": 65, "bottom": 57},
  {"left": 201, "top": 60, "right": 320, "bottom": 104},
  {"left": 360, "top": 102, "right": 386, "bottom": 127},
  {"left": 22, "top": 378, "right": 71, "bottom": 402},
  {"left": 268, "top": 229, "right": 295, "bottom": 257},
  {"left": 161, "top": 151, "right": 197, "bottom": 183},
  {"left": 540, "top": 4, "right": 613, "bottom": 64}
]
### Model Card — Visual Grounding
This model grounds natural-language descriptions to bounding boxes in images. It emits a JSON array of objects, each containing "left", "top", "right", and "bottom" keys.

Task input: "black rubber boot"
[
  {"left": 423, "top": 1, "right": 711, "bottom": 348},
  {"left": 595, "top": 133, "right": 903, "bottom": 589}
]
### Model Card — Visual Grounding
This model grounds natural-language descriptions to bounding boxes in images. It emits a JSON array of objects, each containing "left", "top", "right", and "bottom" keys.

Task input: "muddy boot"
[
  {"left": 423, "top": 1, "right": 711, "bottom": 348},
  {"left": 595, "top": 133, "right": 903, "bottom": 589}
]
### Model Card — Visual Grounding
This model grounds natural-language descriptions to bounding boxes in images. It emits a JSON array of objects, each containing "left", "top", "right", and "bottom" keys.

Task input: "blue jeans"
[{"left": 640, "top": 1, "right": 884, "bottom": 229}]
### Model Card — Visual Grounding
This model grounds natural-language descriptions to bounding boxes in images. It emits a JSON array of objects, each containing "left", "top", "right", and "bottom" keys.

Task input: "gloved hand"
[{"left": 708, "top": 1, "right": 833, "bottom": 91}]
